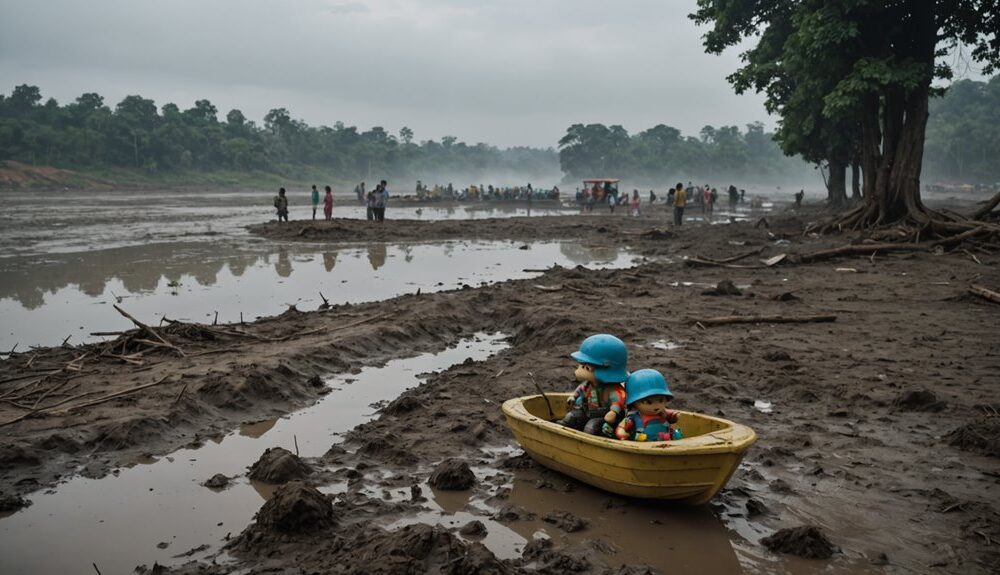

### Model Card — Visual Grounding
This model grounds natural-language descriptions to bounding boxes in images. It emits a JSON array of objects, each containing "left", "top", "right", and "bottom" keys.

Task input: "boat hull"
[{"left": 502, "top": 393, "right": 757, "bottom": 504}]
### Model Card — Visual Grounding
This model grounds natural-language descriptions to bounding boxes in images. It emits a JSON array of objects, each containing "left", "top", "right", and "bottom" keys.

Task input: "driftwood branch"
[
  {"left": 969, "top": 285, "right": 1000, "bottom": 305},
  {"left": 46, "top": 375, "right": 176, "bottom": 417},
  {"left": 113, "top": 305, "right": 185, "bottom": 357},
  {"left": 695, "top": 246, "right": 766, "bottom": 264},
  {"left": 690, "top": 314, "right": 837, "bottom": 326},
  {"left": 971, "top": 191, "right": 1000, "bottom": 221}
]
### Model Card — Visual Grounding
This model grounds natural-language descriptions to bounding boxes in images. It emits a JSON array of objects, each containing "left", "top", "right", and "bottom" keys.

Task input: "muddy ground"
[{"left": 2, "top": 206, "right": 999, "bottom": 574}]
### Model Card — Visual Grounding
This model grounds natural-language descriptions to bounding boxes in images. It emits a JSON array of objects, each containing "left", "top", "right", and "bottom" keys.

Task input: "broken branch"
[
  {"left": 969, "top": 285, "right": 1000, "bottom": 305},
  {"left": 690, "top": 314, "right": 837, "bottom": 326}
]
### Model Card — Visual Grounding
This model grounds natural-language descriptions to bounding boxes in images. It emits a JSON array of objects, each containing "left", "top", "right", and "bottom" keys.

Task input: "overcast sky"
[{"left": 0, "top": 0, "right": 776, "bottom": 148}]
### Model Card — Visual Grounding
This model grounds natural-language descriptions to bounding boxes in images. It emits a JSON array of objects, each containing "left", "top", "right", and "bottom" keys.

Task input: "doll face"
[
  {"left": 574, "top": 363, "right": 597, "bottom": 383},
  {"left": 633, "top": 395, "right": 670, "bottom": 417}
]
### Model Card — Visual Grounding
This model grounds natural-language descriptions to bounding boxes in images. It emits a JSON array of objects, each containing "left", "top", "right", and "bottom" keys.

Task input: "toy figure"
[
  {"left": 616, "top": 369, "right": 683, "bottom": 442},
  {"left": 559, "top": 334, "right": 629, "bottom": 437}
]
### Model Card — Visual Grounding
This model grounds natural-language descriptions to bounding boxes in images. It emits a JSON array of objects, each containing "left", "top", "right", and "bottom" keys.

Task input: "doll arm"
[
  {"left": 604, "top": 387, "right": 627, "bottom": 423},
  {"left": 664, "top": 409, "right": 680, "bottom": 424},
  {"left": 567, "top": 382, "right": 587, "bottom": 406},
  {"left": 615, "top": 417, "right": 634, "bottom": 440}
]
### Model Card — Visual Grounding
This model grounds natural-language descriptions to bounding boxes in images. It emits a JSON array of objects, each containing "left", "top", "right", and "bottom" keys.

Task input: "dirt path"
[{"left": 3, "top": 211, "right": 999, "bottom": 573}]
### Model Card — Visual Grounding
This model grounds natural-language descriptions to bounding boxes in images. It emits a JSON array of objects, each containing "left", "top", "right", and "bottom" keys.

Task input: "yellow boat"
[{"left": 501, "top": 393, "right": 757, "bottom": 504}]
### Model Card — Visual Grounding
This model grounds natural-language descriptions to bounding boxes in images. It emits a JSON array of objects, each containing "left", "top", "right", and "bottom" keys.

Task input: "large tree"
[{"left": 693, "top": 0, "right": 1000, "bottom": 232}]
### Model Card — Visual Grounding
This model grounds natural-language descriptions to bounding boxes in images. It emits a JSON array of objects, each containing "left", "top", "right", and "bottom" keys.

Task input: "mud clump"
[
  {"left": 761, "top": 526, "right": 837, "bottom": 559},
  {"left": 381, "top": 394, "right": 424, "bottom": 416},
  {"left": 254, "top": 481, "right": 336, "bottom": 534},
  {"left": 521, "top": 538, "right": 590, "bottom": 572},
  {"left": 202, "top": 473, "right": 230, "bottom": 489},
  {"left": 459, "top": 520, "right": 488, "bottom": 537},
  {"left": 428, "top": 458, "right": 476, "bottom": 490},
  {"left": 703, "top": 279, "right": 742, "bottom": 296},
  {"left": 345, "top": 524, "right": 514, "bottom": 574},
  {"left": 893, "top": 390, "right": 947, "bottom": 412},
  {"left": 542, "top": 510, "right": 588, "bottom": 532},
  {"left": 247, "top": 447, "right": 313, "bottom": 483},
  {"left": 357, "top": 435, "right": 419, "bottom": 466},
  {"left": 494, "top": 503, "right": 536, "bottom": 522},
  {"left": 0, "top": 492, "right": 32, "bottom": 512},
  {"left": 500, "top": 454, "right": 535, "bottom": 470},
  {"left": 947, "top": 418, "right": 1000, "bottom": 458},
  {"left": 763, "top": 350, "right": 793, "bottom": 362}
]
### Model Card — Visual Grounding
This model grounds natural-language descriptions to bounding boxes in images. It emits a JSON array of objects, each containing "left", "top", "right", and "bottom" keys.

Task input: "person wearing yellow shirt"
[{"left": 672, "top": 182, "right": 686, "bottom": 226}]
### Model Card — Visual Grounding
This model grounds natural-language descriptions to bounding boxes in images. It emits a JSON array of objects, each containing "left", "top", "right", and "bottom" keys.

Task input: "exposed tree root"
[
  {"left": 796, "top": 226, "right": 996, "bottom": 264},
  {"left": 806, "top": 199, "right": 1000, "bottom": 248}
]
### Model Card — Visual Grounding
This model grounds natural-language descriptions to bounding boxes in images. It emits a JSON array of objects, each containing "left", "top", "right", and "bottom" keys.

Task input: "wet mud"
[{"left": 2, "top": 204, "right": 999, "bottom": 574}]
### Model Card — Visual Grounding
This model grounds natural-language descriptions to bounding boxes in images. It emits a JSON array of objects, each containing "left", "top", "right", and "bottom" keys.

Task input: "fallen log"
[
  {"left": 690, "top": 314, "right": 837, "bottom": 326},
  {"left": 969, "top": 285, "right": 1000, "bottom": 305}
]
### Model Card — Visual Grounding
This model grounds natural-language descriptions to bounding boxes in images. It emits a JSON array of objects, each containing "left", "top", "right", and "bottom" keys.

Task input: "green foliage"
[
  {"left": 924, "top": 76, "right": 1000, "bottom": 183},
  {"left": 0, "top": 85, "right": 558, "bottom": 183},
  {"left": 557, "top": 121, "right": 808, "bottom": 184},
  {"left": 692, "top": 0, "right": 1000, "bottom": 192}
]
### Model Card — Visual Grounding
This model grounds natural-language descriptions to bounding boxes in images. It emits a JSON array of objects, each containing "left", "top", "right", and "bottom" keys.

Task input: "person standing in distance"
[
  {"left": 672, "top": 182, "right": 686, "bottom": 226},
  {"left": 273, "top": 188, "right": 289, "bottom": 222},
  {"left": 310, "top": 185, "right": 320, "bottom": 220}
]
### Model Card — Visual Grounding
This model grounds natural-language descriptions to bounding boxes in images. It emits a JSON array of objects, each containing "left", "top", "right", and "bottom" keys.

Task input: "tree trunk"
[
  {"left": 849, "top": 3, "right": 939, "bottom": 231},
  {"left": 851, "top": 159, "right": 861, "bottom": 200},
  {"left": 827, "top": 158, "right": 847, "bottom": 206}
]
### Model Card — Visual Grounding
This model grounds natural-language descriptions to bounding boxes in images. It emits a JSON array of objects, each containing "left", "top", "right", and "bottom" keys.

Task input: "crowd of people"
[
  {"left": 413, "top": 182, "right": 560, "bottom": 202},
  {"left": 271, "top": 178, "right": 769, "bottom": 226},
  {"left": 273, "top": 180, "right": 393, "bottom": 223}
]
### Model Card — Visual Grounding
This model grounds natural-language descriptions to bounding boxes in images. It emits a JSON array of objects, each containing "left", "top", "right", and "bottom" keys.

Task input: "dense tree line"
[
  {"left": 557, "top": 121, "right": 812, "bottom": 185},
  {"left": 924, "top": 76, "right": 1000, "bottom": 184},
  {"left": 0, "top": 85, "right": 558, "bottom": 182}
]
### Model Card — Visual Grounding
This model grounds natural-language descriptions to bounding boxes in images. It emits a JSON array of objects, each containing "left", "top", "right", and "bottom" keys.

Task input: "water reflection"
[
  {"left": 323, "top": 251, "right": 338, "bottom": 272},
  {"left": 558, "top": 242, "right": 621, "bottom": 265},
  {"left": 0, "top": 240, "right": 640, "bottom": 349},
  {"left": 275, "top": 248, "right": 292, "bottom": 278},
  {"left": 367, "top": 242, "right": 387, "bottom": 270}
]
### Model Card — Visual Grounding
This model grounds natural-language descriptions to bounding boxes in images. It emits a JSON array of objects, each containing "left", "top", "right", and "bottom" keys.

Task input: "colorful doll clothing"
[
  {"left": 559, "top": 382, "right": 627, "bottom": 435},
  {"left": 616, "top": 410, "right": 680, "bottom": 442}
]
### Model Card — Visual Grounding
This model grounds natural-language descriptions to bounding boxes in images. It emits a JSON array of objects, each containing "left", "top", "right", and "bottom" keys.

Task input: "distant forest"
[
  {"left": 0, "top": 80, "right": 995, "bottom": 186},
  {"left": 924, "top": 76, "right": 1000, "bottom": 184}
]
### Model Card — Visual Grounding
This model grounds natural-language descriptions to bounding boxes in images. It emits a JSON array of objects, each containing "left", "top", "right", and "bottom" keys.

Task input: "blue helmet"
[
  {"left": 570, "top": 334, "right": 628, "bottom": 383},
  {"left": 625, "top": 369, "right": 673, "bottom": 405}
]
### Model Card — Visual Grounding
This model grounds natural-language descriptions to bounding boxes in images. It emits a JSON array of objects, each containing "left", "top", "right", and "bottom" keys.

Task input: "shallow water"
[
  {"left": 0, "top": 333, "right": 509, "bottom": 574},
  {"left": 0, "top": 189, "right": 577, "bottom": 257},
  {"left": 388, "top": 462, "right": 747, "bottom": 573},
  {"left": 0, "top": 239, "right": 637, "bottom": 350}
]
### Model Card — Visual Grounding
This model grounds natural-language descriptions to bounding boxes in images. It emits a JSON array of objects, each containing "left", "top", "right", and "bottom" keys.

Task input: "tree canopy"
[
  {"left": 692, "top": 0, "right": 1000, "bottom": 230},
  {"left": 0, "top": 86, "right": 558, "bottom": 183}
]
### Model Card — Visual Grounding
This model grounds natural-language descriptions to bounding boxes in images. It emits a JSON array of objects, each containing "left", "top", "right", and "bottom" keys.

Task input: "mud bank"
[{"left": 2, "top": 213, "right": 999, "bottom": 573}]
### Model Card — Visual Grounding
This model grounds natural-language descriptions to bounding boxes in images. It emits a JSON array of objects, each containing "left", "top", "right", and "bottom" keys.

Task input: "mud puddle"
[
  {"left": 384, "top": 460, "right": 742, "bottom": 573},
  {"left": 0, "top": 240, "right": 638, "bottom": 349},
  {"left": 0, "top": 333, "right": 508, "bottom": 574}
]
